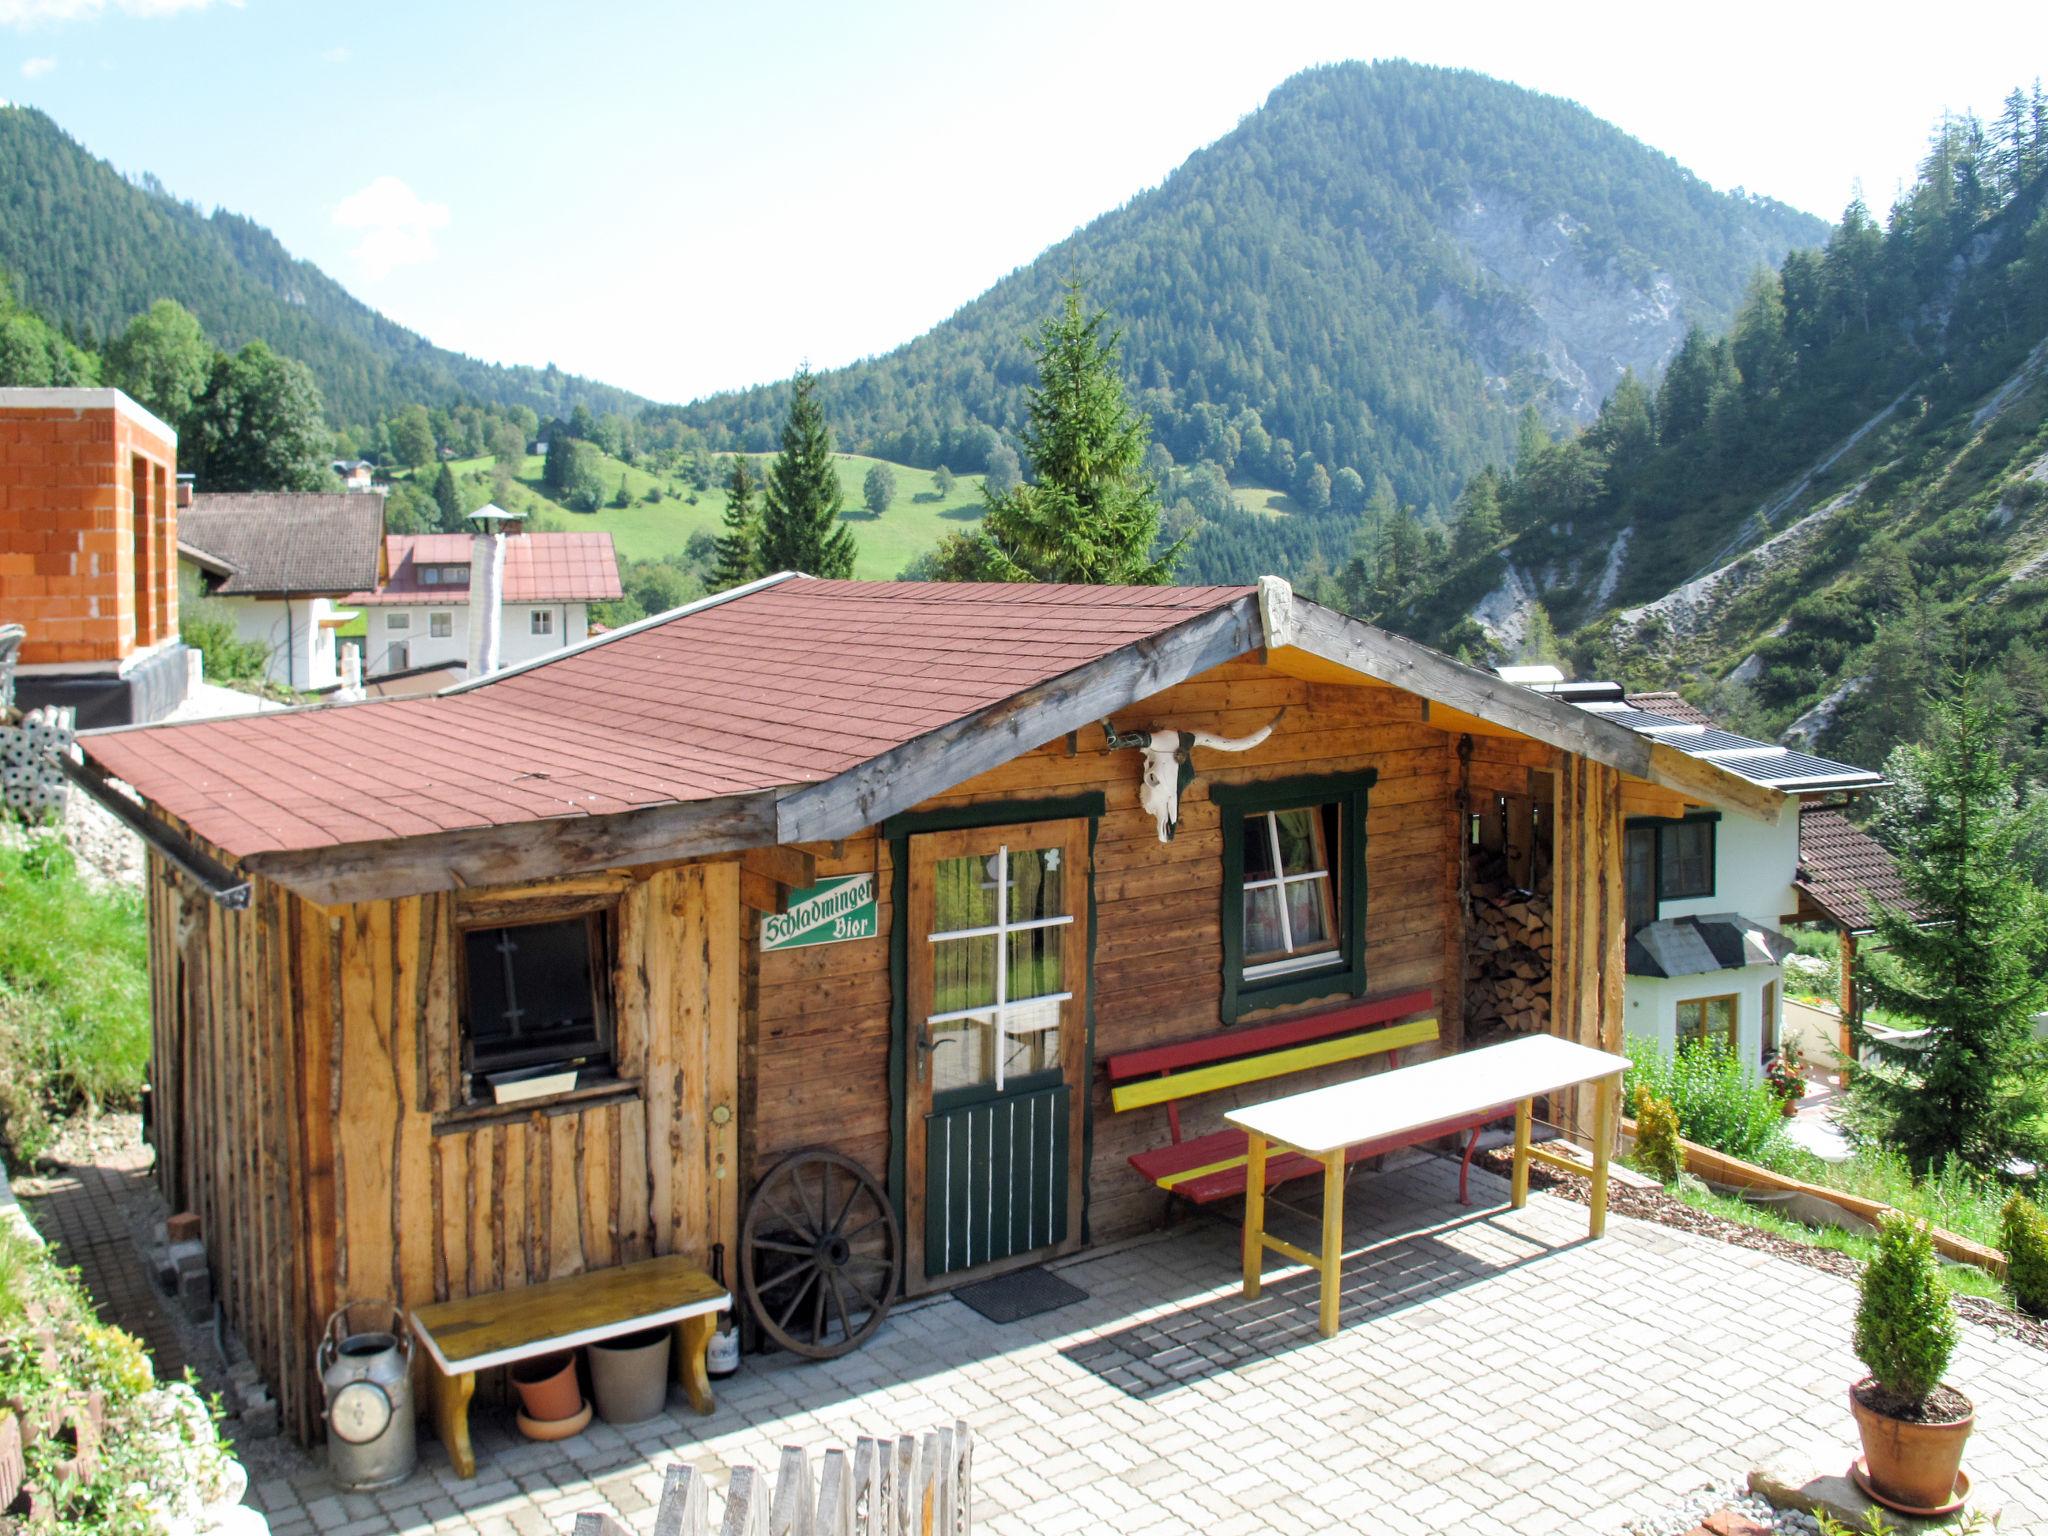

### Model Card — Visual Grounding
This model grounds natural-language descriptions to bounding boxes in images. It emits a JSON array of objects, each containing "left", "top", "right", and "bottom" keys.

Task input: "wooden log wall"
[
  {"left": 1548, "top": 754, "right": 1627, "bottom": 1139},
  {"left": 146, "top": 854, "right": 741, "bottom": 1443},
  {"left": 746, "top": 660, "right": 1463, "bottom": 1248}
]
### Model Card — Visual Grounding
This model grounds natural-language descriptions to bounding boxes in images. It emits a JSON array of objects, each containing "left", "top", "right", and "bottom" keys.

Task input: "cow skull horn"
[{"left": 1102, "top": 708, "right": 1286, "bottom": 843}]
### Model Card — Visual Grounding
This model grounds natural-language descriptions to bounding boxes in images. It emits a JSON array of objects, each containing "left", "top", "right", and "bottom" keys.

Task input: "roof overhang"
[
  {"left": 176, "top": 540, "right": 237, "bottom": 579},
  {"left": 86, "top": 575, "right": 1788, "bottom": 907}
]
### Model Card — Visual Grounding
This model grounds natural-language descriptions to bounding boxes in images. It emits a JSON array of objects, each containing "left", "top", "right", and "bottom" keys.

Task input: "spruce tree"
[
  {"left": 758, "top": 368, "right": 856, "bottom": 578},
  {"left": 1851, "top": 676, "right": 2048, "bottom": 1174},
  {"left": 979, "top": 285, "right": 1184, "bottom": 585},
  {"left": 711, "top": 457, "right": 763, "bottom": 591},
  {"left": 432, "top": 461, "right": 462, "bottom": 531}
]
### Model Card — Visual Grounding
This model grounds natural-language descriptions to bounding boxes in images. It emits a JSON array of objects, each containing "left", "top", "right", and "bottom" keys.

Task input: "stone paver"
[
  {"left": 14, "top": 1135, "right": 190, "bottom": 1379},
  {"left": 46, "top": 1149, "right": 2048, "bottom": 1533}
]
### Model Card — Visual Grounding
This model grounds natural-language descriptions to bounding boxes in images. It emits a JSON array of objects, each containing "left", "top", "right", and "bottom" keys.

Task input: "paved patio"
[{"left": 230, "top": 1152, "right": 2042, "bottom": 1536}]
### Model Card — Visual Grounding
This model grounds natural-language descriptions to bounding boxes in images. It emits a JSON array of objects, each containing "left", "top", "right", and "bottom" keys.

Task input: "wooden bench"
[
  {"left": 408, "top": 1254, "right": 727, "bottom": 1478},
  {"left": 1106, "top": 989, "right": 1499, "bottom": 1207}
]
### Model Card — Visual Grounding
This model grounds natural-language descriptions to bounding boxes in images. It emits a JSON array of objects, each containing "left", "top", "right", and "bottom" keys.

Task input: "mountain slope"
[
  {"left": 1397, "top": 114, "right": 2048, "bottom": 783},
  {"left": 681, "top": 61, "right": 1826, "bottom": 519},
  {"left": 0, "top": 105, "right": 645, "bottom": 428}
]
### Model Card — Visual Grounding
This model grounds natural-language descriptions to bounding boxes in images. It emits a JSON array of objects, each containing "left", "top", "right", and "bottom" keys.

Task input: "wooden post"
[
  {"left": 1838, "top": 930, "right": 1857, "bottom": 1072},
  {"left": 1510, "top": 1098, "right": 1532, "bottom": 1209},
  {"left": 1588, "top": 1074, "right": 1616, "bottom": 1239},
  {"left": 1241, "top": 1132, "right": 1267, "bottom": 1298},
  {"left": 1318, "top": 1152, "right": 1345, "bottom": 1339}
]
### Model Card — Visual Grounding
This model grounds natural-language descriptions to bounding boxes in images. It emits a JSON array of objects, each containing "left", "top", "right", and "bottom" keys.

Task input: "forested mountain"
[
  {"left": 1384, "top": 94, "right": 2048, "bottom": 783},
  {"left": 0, "top": 105, "right": 644, "bottom": 428},
  {"left": 678, "top": 61, "right": 1825, "bottom": 525}
]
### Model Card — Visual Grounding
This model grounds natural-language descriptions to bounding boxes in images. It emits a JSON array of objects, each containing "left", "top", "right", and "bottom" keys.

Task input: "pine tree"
[
  {"left": 1451, "top": 468, "right": 1504, "bottom": 566},
  {"left": 759, "top": 369, "right": 856, "bottom": 578},
  {"left": 432, "top": 461, "right": 462, "bottom": 531},
  {"left": 1851, "top": 676, "right": 2048, "bottom": 1174},
  {"left": 979, "top": 285, "right": 1184, "bottom": 584},
  {"left": 711, "top": 457, "right": 763, "bottom": 591}
]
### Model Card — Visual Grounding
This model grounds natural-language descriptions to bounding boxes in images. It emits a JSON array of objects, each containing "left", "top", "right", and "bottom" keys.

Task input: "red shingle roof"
[
  {"left": 347, "top": 532, "right": 622, "bottom": 605},
  {"left": 1623, "top": 690, "right": 1720, "bottom": 729},
  {"left": 1797, "top": 806, "right": 1918, "bottom": 934},
  {"left": 83, "top": 579, "right": 1251, "bottom": 861}
]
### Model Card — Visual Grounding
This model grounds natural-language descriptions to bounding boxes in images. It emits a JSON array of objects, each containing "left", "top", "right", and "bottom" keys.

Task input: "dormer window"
[{"left": 418, "top": 564, "right": 470, "bottom": 587}]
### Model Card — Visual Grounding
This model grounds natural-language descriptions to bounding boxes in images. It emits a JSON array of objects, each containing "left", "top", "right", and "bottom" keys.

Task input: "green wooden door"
[{"left": 906, "top": 819, "right": 1090, "bottom": 1284}]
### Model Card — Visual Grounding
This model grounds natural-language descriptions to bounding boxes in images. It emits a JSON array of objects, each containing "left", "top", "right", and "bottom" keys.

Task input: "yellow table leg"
[
  {"left": 1242, "top": 1131, "right": 1267, "bottom": 1299},
  {"left": 1318, "top": 1151, "right": 1345, "bottom": 1339},
  {"left": 1510, "top": 1097, "right": 1532, "bottom": 1209},
  {"left": 675, "top": 1313, "right": 717, "bottom": 1416},
  {"left": 431, "top": 1368, "right": 476, "bottom": 1479},
  {"left": 1588, "top": 1073, "right": 1617, "bottom": 1239}
]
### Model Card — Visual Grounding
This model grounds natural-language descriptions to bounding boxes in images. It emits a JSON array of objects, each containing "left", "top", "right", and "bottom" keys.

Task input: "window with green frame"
[
  {"left": 1623, "top": 812, "right": 1719, "bottom": 933},
  {"left": 1214, "top": 770, "right": 1375, "bottom": 1022}
]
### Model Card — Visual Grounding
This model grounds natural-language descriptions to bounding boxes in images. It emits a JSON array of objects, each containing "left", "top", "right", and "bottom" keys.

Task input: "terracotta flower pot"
[
  {"left": 509, "top": 1352, "right": 583, "bottom": 1424},
  {"left": 1850, "top": 1381, "right": 1974, "bottom": 1513}
]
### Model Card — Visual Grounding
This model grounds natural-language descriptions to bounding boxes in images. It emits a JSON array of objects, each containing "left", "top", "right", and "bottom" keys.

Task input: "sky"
[{"left": 2, "top": 0, "right": 2044, "bottom": 406}]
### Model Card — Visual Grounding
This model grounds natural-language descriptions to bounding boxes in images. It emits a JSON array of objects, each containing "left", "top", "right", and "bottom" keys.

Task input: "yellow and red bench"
[{"left": 1106, "top": 989, "right": 1498, "bottom": 1206}]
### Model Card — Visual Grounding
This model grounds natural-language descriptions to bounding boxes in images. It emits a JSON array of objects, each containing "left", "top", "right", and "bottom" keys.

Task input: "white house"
[
  {"left": 177, "top": 491, "right": 386, "bottom": 692},
  {"left": 347, "top": 511, "right": 621, "bottom": 680},
  {"left": 1504, "top": 675, "right": 1885, "bottom": 1072}
]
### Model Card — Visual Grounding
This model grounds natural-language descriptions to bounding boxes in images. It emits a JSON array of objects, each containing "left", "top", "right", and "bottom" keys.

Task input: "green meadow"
[{"left": 421, "top": 451, "right": 987, "bottom": 580}]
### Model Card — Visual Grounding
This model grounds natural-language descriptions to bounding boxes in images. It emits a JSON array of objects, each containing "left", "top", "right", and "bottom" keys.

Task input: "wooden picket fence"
[{"left": 571, "top": 1421, "right": 972, "bottom": 1536}]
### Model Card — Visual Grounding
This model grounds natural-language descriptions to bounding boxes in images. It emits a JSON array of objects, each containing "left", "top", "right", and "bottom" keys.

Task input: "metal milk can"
[{"left": 318, "top": 1302, "right": 417, "bottom": 1490}]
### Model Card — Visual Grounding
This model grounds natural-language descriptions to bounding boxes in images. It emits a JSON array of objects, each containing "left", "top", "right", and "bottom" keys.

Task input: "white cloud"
[
  {"left": 331, "top": 176, "right": 450, "bottom": 280},
  {"left": 18, "top": 53, "right": 52, "bottom": 74},
  {"left": 0, "top": 0, "right": 237, "bottom": 25},
  {"left": 321, "top": 43, "right": 347, "bottom": 64}
]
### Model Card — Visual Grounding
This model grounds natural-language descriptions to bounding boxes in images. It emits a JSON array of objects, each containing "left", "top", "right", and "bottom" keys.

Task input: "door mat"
[{"left": 953, "top": 1267, "right": 1088, "bottom": 1325}]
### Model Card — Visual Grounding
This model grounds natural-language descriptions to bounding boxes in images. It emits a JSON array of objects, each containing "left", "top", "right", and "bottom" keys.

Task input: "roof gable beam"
[{"left": 774, "top": 596, "right": 1263, "bottom": 845}]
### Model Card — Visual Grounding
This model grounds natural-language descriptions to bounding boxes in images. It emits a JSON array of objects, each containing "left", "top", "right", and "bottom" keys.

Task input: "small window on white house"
[
  {"left": 531, "top": 610, "right": 554, "bottom": 636},
  {"left": 422, "top": 567, "right": 441, "bottom": 585},
  {"left": 429, "top": 612, "right": 453, "bottom": 638},
  {"left": 387, "top": 611, "right": 410, "bottom": 631}
]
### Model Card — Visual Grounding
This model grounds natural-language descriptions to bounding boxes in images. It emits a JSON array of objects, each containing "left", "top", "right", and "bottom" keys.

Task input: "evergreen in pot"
[{"left": 1849, "top": 1215, "right": 1972, "bottom": 1513}]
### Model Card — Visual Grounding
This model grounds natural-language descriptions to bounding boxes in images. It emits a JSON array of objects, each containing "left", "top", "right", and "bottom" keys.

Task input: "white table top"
[{"left": 1225, "top": 1034, "right": 1630, "bottom": 1156}]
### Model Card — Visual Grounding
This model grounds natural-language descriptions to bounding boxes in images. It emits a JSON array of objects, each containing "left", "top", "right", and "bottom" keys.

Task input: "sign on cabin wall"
[{"left": 761, "top": 874, "right": 877, "bottom": 951}]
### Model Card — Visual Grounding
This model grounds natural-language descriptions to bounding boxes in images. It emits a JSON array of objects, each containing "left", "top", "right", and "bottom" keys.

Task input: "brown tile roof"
[
  {"left": 1797, "top": 806, "right": 1918, "bottom": 933},
  {"left": 347, "top": 532, "right": 622, "bottom": 605},
  {"left": 82, "top": 578, "right": 1252, "bottom": 860},
  {"left": 1623, "top": 690, "right": 1720, "bottom": 729},
  {"left": 180, "top": 493, "right": 385, "bottom": 596}
]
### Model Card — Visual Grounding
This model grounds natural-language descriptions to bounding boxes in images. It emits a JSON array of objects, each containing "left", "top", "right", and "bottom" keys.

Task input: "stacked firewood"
[{"left": 1465, "top": 840, "right": 1553, "bottom": 1033}]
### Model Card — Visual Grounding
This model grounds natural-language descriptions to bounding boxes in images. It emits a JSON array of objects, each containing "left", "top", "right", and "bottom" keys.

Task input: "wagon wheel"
[{"left": 741, "top": 1149, "right": 900, "bottom": 1359}]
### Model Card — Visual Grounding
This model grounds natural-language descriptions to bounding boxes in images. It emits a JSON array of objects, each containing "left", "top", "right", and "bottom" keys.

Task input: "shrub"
[
  {"left": 1624, "top": 1034, "right": 1799, "bottom": 1166},
  {"left": 2001, "top": 1191, "right": 2048, "bottom": 1316},
  {"left": 1854, "top": 1215, "right": 1958, "bottom": 1407},
  {"left": 179, "top": 597, "right": 269, "bottom": 684},
  {"left": 1634, "top": 1092, "right": 1684, "bottom": 1184}
]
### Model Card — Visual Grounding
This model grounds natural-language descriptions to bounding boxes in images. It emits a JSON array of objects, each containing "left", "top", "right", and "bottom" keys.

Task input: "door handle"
[{"left": 914, "top": 1024, "right": 954, "bottom": 1082}]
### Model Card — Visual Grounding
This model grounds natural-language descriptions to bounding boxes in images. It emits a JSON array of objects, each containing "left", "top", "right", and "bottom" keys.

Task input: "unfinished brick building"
[{"left": 1, "top": 387, "right": 189, "bottom": 724}]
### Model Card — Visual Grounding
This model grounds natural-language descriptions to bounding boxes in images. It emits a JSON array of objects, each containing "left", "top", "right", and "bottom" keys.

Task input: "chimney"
[
  {"left": 466, "top": 504, "right": 519, "bottom": 678},
  {"left": 176, "top": 473, "right": 195, "bottom": 509}
]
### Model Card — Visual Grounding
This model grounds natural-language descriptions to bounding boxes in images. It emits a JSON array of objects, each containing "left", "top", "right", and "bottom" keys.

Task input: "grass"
[
  {"left": 1624, "top": 1032, "right": 2021, "bottom": 1264},
  {"left": 1660, "top": 1181, "right": 2010, "bottom": 1302},
  {"left": 410, "top": 451, "right": 990, "bottom": 579},
  {"left": 0, "top": 833, "right": 150, "bottom": 1161},
  {"left": 1228, "top": 479, "right": 1309, "bottom": 519}
]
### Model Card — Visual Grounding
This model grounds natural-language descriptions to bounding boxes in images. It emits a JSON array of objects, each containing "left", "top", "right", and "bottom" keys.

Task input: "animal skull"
[{"left": 1103, "top": 709, "right": 1285, "bottom": 842}]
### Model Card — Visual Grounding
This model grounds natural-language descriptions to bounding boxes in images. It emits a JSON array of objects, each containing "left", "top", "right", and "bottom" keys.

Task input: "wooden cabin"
[{"left": 72, "top": 575, "right": 1788, "bottom": 1442}]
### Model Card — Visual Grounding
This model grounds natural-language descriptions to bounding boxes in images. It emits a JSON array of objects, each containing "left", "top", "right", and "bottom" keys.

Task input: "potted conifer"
[{"left": 1849, "top": 1214, "right": 1973, "bottom": 1514}]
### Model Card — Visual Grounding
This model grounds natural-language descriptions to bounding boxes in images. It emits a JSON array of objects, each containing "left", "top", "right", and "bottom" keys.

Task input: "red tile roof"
[
  {"left": 1623, "top": 690, "right": 1720, "bottom": 729},
  {"left": 83, "top": 578, "right": 1251, "bottom": 861},
  {"left": 1796, "top": 806, "right": 1920, "bottom": 934},
  {"left": 347, "top": 532, "right": 622, "bottom": 605}
]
